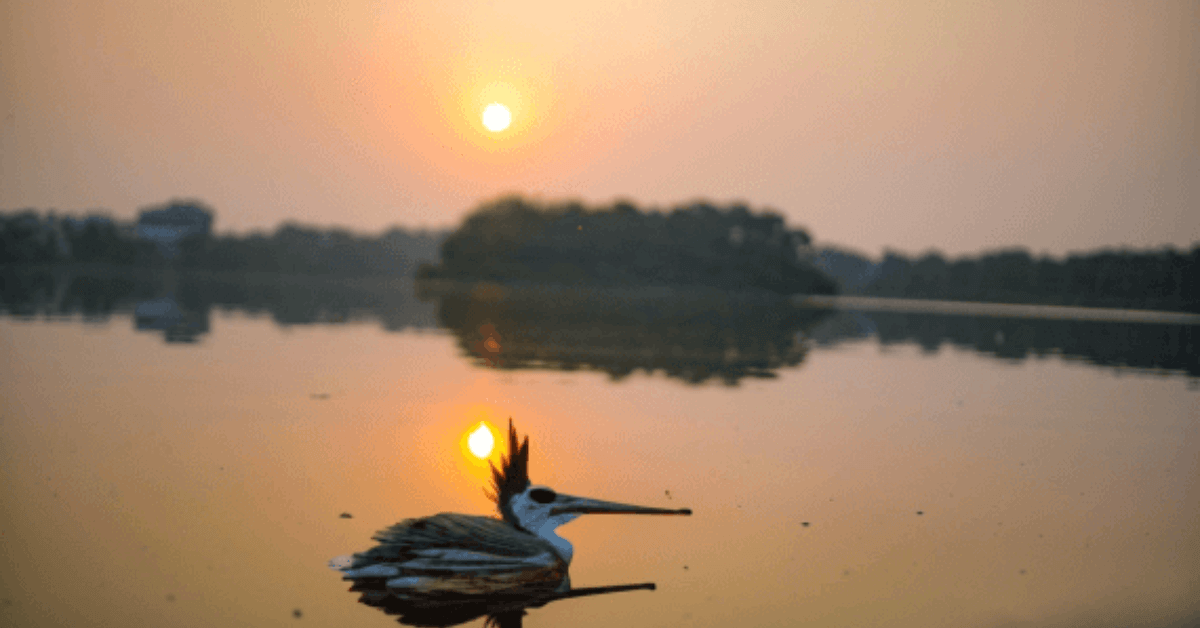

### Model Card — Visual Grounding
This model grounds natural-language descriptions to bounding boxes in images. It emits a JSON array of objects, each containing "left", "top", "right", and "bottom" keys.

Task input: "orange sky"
[{"left": 2, "top": 0, "right": 1196, "bottom": 257}]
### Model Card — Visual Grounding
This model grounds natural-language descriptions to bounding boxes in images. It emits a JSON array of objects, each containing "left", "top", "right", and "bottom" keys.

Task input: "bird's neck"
[{"left": 535, "top": 525, "right": 574, "bottom": 564}]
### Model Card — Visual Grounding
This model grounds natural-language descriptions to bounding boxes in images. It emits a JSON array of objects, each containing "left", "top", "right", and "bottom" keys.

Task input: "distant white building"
[{"left": 135, "top": 201, "right": 213, "bottom": 258}]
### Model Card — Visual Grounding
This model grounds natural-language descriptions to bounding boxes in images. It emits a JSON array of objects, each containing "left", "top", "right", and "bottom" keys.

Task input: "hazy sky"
[{"left": 2, "top": 0, "right": 1196, "bottom": 257}]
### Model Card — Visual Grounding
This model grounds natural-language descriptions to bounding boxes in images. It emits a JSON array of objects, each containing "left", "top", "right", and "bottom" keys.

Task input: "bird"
[{"left": 332, "top": 419, "right": 691, "bottom": 626}]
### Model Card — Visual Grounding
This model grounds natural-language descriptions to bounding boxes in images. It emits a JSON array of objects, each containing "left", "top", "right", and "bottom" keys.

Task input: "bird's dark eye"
[{"left": 529, "top": 488, "right": 556, "bottom": 504}]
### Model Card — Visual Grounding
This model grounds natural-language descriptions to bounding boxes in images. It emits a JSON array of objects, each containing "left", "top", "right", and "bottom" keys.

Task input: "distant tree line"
[
  {"left": 817, "top": 246, "right": 1200, "bottom": 313},
  {"left": 175, "top": 224, "right": 444, "bottom": 275},
  {"left": 0, "top": 209, "right": 446, "bottom": 276},
  {"left": 418, "top": 195, "right": 838, "bottom": 296},
  {"left": 0, "top": 211, "right": 159, "bottom": 265},
  {"left": 9, "top": 203, "right": 1195, "bottom": 311}
]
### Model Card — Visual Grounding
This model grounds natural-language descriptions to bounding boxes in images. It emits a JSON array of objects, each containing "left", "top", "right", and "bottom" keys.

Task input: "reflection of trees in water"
[
  {"left": 5, "top": 269, "right": 1195, "bottom": 378},
  {"left": 0, "top": 268, "right": 437, "bottom": 340},
  {"left": 175, "top": 273, "right": 436, "bottom": 331},
  {"left": 1, "top": 269, "right": 58, "bottom": 317},
  {"left": 61, "top": 275, "right": 143, "bottom": 320},
  {"left": 133, "top": 296, "right": 210, "bottom": 343},
  {"left": 1, "top": 268, "right": 160, "bottom": 319},
  {"left": 422, "top": 282, "right": 830, "bottom": 385},
  {"left": 815, "top": 311, "right": 1199, "bottom": 377}
]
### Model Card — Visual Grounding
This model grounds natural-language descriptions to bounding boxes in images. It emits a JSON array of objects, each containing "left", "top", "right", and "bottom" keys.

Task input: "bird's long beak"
[{"left": 551, "top": 494, "right": 692, "bottom": 516}]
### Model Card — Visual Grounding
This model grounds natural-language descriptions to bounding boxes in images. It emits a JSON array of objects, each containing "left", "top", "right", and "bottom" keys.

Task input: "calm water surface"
[{"left": 1, "top": 289, "right": 1197, "bottom": 628}]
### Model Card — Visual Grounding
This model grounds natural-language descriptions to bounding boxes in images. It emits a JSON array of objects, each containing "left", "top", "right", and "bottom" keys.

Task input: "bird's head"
[
  {"left": 490, "top": 420, "right": 691, "bottom": 537},
  {"left": 507, "top": 484, "right": 692, "bottom": 535}
]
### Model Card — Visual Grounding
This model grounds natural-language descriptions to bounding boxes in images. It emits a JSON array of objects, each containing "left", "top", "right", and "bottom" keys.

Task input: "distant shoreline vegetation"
[
  {"left": 0, "top": 203, "right": 446, "bottom": 276},
  {"left": 4, "top": 199, "right": 1197, "bottom": 312},
  {"left": 416, "top": 196, "right": 838, "bottom": 297},
  {"left": 816, "top": 245, "right": 1200, "bottom": 314}
]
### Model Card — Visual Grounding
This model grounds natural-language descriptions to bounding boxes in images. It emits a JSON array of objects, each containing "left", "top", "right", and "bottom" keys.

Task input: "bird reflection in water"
[{"left": 331, "top": 420, "right": 692, "bottom": 627}]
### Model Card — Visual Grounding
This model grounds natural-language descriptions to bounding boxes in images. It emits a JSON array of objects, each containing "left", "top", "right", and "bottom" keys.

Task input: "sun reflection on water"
[
  {"left": 468, "top": 422, "right": 495, "bottom": 458},
  {"left": 456, "top": 411, "right": 502, "bottom": 475}
]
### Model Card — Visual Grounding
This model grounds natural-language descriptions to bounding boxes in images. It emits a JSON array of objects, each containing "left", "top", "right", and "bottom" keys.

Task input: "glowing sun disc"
[
  {"left": 482, "top": 103, "right": 512, "bottom": 132},
  {"left": 468, "top": 423, "right": 495, "bottom": 458}
]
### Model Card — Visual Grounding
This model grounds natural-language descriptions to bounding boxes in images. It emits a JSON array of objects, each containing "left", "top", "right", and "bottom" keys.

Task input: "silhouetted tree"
[{"left": 420, "top": 196, "right": 837, "bottom": 296}]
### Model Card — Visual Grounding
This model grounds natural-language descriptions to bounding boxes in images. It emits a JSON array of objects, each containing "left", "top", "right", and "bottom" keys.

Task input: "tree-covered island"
[{"left": 417, "top": 195, "right": 838, "bottom": 296}]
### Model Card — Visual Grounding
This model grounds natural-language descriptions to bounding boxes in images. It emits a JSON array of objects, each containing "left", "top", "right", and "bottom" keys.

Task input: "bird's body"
[
  {"left": 343, "top": 513, "right": 568, "bottom": 600},
  {"left": 333, "top": 420, "right": 690, "bottom": 625}
]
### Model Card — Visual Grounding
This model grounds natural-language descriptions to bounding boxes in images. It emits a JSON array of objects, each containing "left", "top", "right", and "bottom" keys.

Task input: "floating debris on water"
[
  {"left": 801, "top": 521, "right": 810, "bottom": 527},
  {"left": 310, "top": 393, "right": 330, "bottom": 400},
  {"left": 339, "top": 512, "right": 353, "bottom": 519},
  {"left": 665, "top": 490, "right": 672, "bottom": 499},
  {"left": 916, "top": 511, "right": 924, "bottom": 515},
  {"left": 293, "top": 608, "right": 303, "bottom": 618}
]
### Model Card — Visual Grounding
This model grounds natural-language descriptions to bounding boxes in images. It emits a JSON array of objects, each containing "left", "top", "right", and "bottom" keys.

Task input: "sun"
[
  {"left": 467, "top": 422, "right": 495, "bottom": 459},
  {"left": 482, "top": 103, "right": 512, "bottom": 132}
]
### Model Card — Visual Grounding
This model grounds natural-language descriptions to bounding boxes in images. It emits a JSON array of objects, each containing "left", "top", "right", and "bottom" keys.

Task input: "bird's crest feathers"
[{"left": 488, "top": 419, "right": 530, "bottom": 524}]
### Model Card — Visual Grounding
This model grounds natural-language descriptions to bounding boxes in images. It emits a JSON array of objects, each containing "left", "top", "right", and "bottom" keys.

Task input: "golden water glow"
[
  {"left": 482, "top": 103, "right": 512, "bottom": 132},
  {"left": 467, "top": 421, "right": 495, "bottom": 458},
  {"left": 455, "top": 406, "right": 504, "bottom": 478},
  {"left": 3, "top": 316, "right": 1198, "bottom": 628}
]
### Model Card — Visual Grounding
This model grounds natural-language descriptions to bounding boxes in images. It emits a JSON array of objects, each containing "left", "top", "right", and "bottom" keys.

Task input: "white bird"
[{"left": 333, "top": 420, "right": 691, "bottom": 624}]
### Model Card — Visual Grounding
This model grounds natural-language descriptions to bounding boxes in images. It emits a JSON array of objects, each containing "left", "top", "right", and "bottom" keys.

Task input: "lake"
[{"left": 1, "top": 271, "right": 1197, "bottom": 628}]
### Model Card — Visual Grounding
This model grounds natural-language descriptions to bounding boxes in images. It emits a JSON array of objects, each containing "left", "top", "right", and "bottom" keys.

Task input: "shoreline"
[{"left": 794, "top": 294, "right": 1200, "bottom": 325}]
